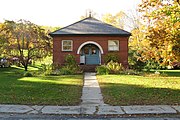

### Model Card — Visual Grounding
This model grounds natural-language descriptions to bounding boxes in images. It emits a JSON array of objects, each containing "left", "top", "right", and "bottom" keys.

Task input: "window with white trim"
[
  {"left": 62, "top": 40, "right": 73, "bottom": 51},
  {"left": 108, "top": 40, "right": 119, "bottom": 51}
]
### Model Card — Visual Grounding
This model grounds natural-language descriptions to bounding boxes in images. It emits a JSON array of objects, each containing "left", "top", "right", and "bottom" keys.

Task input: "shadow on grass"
[
  {"left": 100, "top": 82, "right": 180, "bottom": 106},
  {"left": 0, "top": 67, "right": 83, "bottom": 106},
  {"left": 0, "top": 66, "right": 24, "bottom": 73}
]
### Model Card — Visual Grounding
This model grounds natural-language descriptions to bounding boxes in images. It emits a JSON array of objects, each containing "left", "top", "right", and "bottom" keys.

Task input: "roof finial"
[{"left": 89, "top": 11, "right": 92, "bottom": 18}]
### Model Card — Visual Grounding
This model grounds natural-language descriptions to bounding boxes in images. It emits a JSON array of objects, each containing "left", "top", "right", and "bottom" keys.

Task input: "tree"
[
  {"left": 102, "top": 11, "right": 127, "bottom": 29},
  {"left": 0, "top": 20, "right": 51, "bottom": 71},
  {"left": 138, "top": 0, "right": 180, "bottom": 67}
]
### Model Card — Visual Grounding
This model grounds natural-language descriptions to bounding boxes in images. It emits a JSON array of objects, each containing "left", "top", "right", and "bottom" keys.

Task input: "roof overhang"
[{"left": 49, "top": 33, "right": 131, "bottom": 37}]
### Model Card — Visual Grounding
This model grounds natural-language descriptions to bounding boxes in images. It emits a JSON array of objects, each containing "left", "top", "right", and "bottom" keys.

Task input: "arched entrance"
[
  {"left": 77, "top": 41, "right": 103, "bottom": 65},
  {"left": 80, "top": 44, "right": 100, "bottom": 64}
]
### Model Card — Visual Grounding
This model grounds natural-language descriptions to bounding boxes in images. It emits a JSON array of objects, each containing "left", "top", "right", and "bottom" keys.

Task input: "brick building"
[{"left": 49, "top": 17, "right": 131, "bottom": 69}]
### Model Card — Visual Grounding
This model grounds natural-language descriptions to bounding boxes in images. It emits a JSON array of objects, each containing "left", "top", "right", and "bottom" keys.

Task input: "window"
[
  {"left": 84, "top": 46, "right": 89, "bottom": 55},
  {"left": 91, "top": 46, "right": 97, "bottom": 54},
  {"left": 108, "top": 40, "right": 119, "bottom": 51},
  {"left": 62, "top": 40, "right": 73, "bottom": 51}
]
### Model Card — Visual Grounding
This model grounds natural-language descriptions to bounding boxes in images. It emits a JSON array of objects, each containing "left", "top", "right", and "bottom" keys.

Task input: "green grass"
[
  {"left": 154, "top": 70, "right": 180, "bottom": 77},
  {"left": 0, "top": 66, "right": 83, "bottom": 105},
  {"left": 97, "top": 74, "right": 180, "bottom": 105}
]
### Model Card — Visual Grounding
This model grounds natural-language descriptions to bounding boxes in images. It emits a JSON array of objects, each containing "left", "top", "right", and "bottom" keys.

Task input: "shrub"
[
  {"left": 104, "top": 53, "right": 119, "bottom": 64},
  {"left": 144, "top": 60, "right": 161, "bottom": 71},
  {"left": 107, "top": 61, "right": 124, "bottom": 74},
  {"left": 128, "top": 49, "right": 146, "bottom": 71},
  {"left": 49, "top": 69, "right": 60, "bottom": 76},
  {"left": 60, "top": 66, "right": 75, "bottom": 75},
  {"left": 39, "top": 55, "right": 80, "bottom": 76},
  {"left": 65, "top": 54, "right": 78, "bottom": 68},
  {"left": 64, "top": 54, "right": 79, "bottom": 73},
  {"left": 40, "top": 64, "right": 54, "bottom": 76},
  {"left": 96, "top": 65, "right": 109, "bottom": 75},
  {"left": 51, "top": 63, "right": 61, "bottom": 70},
  {"left": 61, "top": 54, "right": 77, "bottom": 75}
]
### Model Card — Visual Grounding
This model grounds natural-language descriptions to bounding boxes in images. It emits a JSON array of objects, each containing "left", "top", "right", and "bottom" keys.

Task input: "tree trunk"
[{"left": 24, "top": 65, "right": 28, "bottom": 71}]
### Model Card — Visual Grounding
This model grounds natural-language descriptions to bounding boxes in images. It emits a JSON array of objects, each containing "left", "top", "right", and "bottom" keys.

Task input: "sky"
[{"left": 0, "top": 0, "right": 142, "bottom": 27}]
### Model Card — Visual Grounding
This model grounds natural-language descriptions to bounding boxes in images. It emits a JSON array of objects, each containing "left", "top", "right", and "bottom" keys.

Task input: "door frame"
[
  {"left": 77, "top": 41, "right": 103, "bottom": 65},
  {"left": 82, "top": 44, "right": 100, "bottom": 65}
]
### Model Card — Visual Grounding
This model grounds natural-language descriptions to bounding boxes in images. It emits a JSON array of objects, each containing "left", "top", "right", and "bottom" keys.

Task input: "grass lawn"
[
  {"left": 97, "top": 73, "right": 180, "bottom": 106},
  {"left": 154, "top": 69, "right": 180, "bottom": 77},
  {"left": 0, "top": 66, "right": 83, "bottom": 105}
]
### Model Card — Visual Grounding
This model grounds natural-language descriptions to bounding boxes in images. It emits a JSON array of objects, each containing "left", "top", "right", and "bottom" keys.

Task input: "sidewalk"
[
  {"left": 0, "top": 104, "right": 179, "bottom": 115},
  {"left": 0, "top": 72, "right": 179, "bottom": 115}
]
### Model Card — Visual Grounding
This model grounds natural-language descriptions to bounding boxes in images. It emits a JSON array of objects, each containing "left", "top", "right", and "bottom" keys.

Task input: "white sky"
[{"left": 0, "top": 0, "right": 142, "bottom": 27}]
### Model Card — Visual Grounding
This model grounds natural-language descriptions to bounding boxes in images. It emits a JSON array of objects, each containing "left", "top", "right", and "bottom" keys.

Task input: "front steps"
[{"left": 79, "top": 65, "right": 99, "bottom": 72}]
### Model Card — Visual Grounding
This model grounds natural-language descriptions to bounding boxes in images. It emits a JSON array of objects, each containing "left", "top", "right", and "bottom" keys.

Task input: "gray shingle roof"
[{"left": 49, "top": 17, "right": 131, "bottom": 36}]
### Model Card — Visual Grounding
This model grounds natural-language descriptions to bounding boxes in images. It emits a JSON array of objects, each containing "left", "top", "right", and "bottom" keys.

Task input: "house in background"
[{"left": 49, "top": 17, "right": 131, "bottom": 71}]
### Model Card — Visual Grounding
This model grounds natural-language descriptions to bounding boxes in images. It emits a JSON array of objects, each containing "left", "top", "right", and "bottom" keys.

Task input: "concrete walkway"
[
  {"left": 0, "top": 72, "right": 179, "bottom": 115},
  {"left": 81, "top": 72, "right": 105, "bottom": 106},
  {"left": 0, "top": 104, "right": 179, "bottom": 115}
]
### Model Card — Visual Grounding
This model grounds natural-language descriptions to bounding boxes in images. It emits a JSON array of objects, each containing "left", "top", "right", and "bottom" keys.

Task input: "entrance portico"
[{"left": 77, "top": 41, "right": 103, "bottom": 65}]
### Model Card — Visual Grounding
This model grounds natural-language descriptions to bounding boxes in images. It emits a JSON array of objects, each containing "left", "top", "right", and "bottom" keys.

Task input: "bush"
[
  {"left": 65, "top": 54, "right": 78, "bottom": 69},
  {"left": 128, "top": 49, "right": 146, "bottom": 71},
  {"left": 64, "top": 54, "right": 79, "bottom": 73},
  {"left": 23, "top": 71, "right": 33, "bottom": 77},
  {"left": 144, "top": 60, "right": 161, "bottom": 71},
  {"left": 60, "top": 66, "right": 75, "bottom": 75},
  {"left": 38, "top": 55, "right": 80, "bottom": 76},
  {"left": 104, "top": 53, "right": 119, "bottom": 64},
  {"left": 40, "top": 64, "right": 54, "bottom": 76},
  {"left": 96, "top": 65, "right": 109, "bottom": 75},
  {"left": 60, "top": 54, "right": 78, "bottom": 75},
  {"left": 107, "top": 61, "right": 124, "bottom": 74}
]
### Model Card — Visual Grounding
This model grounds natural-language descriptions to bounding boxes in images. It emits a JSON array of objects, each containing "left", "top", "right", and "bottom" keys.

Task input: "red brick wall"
[{"left": 53, "top": 35, "right": 129, "bottom": 68}]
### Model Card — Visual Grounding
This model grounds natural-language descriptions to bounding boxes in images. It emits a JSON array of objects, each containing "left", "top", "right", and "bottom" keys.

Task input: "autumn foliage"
[
  {"left": 0, "top": 20, "right": 52, "bottom": 71},
  {"left": 129, "top": 0, "right": 180, "bottom": 69}
]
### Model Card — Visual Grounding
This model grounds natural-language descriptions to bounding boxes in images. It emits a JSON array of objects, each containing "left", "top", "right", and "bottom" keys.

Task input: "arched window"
[{"left": 108, "top": 40, "right": 119, "bottom": 51}]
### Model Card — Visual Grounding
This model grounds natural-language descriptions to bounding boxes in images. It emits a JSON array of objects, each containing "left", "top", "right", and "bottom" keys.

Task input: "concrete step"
[{"left": 79, "top": 65, "right": 99, "bottom": 72}]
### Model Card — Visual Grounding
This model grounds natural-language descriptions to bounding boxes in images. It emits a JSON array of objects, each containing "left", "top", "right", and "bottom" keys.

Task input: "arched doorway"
[
  {"left": 80, "top": 44, "right": 100, "bottom": 65},
  {"left": 77, "top": 41, "right": 103, "bottom": 65}
]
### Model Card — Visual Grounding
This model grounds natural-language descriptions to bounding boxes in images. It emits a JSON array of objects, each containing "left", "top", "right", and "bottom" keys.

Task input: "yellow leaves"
[
  {"left": 116, "top": 11, "right": 126, "bottom": 18},
  {"left": 165, "top": 28, "right": 171, "bottom": 33},
  {"left": 28, "top": 43, "right": 34, "bottom": 48},
  {"left": 130, "top": 0, "right": 180, "bottom": 67},
  {"left": 174, "top": 22, "right": 180, "bottom": 28},
  {"left": 102, "top": 11, "right": 126, "bottom": 29},
  {"left": 167, "top": 44, "right": 172, "bottom": 52},
  {"left": 102, "top": 13, "right": 116, "bottom": 25}
]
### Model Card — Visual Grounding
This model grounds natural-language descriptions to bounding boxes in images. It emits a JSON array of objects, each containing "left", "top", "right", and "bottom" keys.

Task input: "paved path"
[
  {"left": 81, "top": 72, "right": 105, "bottom": 106},
  {"left": 0, "top": 72, "right": 179, "bottom": 115},
  {"left": 0, "top": 114, "right": 180, "bottom": 120},
  {"left": 0, "top": 104, "right": 179, "bottom": 115}
]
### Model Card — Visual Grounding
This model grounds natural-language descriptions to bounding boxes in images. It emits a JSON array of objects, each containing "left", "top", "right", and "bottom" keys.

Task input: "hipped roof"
[{"left": 49, "top": 17, "right": 131, "bottom": 37}]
